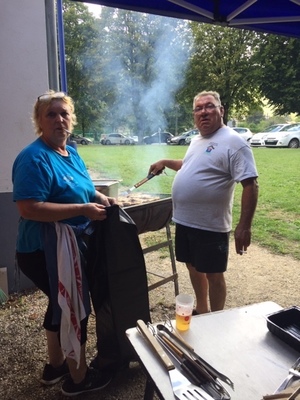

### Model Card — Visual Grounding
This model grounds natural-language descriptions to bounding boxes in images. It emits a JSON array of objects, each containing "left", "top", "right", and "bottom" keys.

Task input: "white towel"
[{"left": 55, "top": 222, "right": 87, "bottom": 368}]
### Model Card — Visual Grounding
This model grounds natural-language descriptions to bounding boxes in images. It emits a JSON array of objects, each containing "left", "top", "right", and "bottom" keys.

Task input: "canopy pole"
[
  {"left": 44, "top": 0, "right": 60, "bottom": 90},
  {"left": 56, "top": 0, "right": 68, "bottom": 92}
]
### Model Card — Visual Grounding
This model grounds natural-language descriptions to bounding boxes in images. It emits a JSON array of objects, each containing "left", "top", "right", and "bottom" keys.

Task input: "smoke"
[
  {"left": 139, "top": 22, "right": 191, "bottom": 132},
  {"left": 100, "top": 11, "right": 192, "bottom": 135}
]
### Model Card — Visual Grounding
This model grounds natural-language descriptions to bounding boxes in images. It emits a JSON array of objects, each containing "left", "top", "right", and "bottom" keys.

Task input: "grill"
[{"left": 123, "top": 196, "right": 172, "bottom": 235}]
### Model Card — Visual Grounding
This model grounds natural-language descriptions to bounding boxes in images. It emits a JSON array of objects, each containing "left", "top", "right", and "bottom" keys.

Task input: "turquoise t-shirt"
[{"left": 12, "top": 137, "right": 96, "bottom": 252}]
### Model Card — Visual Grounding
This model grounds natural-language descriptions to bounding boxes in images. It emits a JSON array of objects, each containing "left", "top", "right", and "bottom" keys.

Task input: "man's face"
[{"left": 193, "top": 95, "right": 224, "bottom": 136}]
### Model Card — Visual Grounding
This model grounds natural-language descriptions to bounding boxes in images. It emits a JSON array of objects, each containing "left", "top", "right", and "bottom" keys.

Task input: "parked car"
[
  {"left": 264, "top": 123, "right": 300, "bottom": 148},
  {"left": 143, "top": 131, "right": 174, "bottom": 144},
  {"left": 250, "top": 124, "right": 290, "bottom": 147},
  {"left": 167, "top": 129, "right": 198, "bottom": 145},
  {"left": 232, "top": 127, "right": 253, "bottom": 141},
  {"left": 185, "top": 131, "right": 200, "bottom": 145},
  {"left": 100, "top": 133, "right": 136, "bottom": 145},
  {"left": 70, "top": 134, "right": 92, "bottom": 145}
]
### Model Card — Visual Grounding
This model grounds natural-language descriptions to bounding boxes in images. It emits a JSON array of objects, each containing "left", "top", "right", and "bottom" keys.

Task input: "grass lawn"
[{"left": 78, "top": 144, "right": 300, "bottom": 260}]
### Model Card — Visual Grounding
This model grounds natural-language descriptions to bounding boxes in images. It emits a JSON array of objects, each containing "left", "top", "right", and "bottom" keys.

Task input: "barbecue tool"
[
  {"left": 155, "top": 330, "right": 231, "bottom": 399},
  {"left": 275, "top": 357, "right": 300, "bottom": 393},
  {"left": 121, "top": 173, "right": 155, "bottom": 196},
  {"left": 156, "top": 324, "right": 234, "bottom": 390},
  {"left": 137, "top": 320, "right": 215, "bottom": 400}
]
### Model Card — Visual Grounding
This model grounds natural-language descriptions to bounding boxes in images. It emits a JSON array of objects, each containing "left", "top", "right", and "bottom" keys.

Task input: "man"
[{"left": 149, "top": 90, "right": 258, "bottom": 314}]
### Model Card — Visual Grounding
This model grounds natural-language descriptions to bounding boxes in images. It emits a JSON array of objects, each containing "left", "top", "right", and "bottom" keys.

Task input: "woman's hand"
[
  {"left": 94, "top": 191, "right": 117, "bottom": 206},
  {"left": 82, "top": 203, "right": 108, "bottom": 221}
]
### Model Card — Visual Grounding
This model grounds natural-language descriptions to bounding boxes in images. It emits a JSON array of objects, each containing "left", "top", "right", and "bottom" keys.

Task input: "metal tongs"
[
  {"left": 121, "top": 173, "right": 156, "bottom": 196},
  {"left": 154, "top": 323, "right": 234, "bottom": 398},
  {"left": 156, "top": 324, "right": 234, "bottom": 390}
]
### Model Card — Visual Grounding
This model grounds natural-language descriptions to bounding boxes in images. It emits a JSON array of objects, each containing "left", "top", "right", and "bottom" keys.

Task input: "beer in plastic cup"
[{"left": 175, "top": 293, "right": 194, "bottom": 331}]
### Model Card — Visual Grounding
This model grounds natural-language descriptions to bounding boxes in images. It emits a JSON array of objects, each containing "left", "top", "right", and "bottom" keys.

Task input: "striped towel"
[{"left": 55, "top": 222, "right": 87, "bottom": 368}]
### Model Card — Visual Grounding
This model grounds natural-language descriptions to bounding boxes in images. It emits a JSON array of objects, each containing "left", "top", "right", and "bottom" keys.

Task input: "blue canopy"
[{"left": 77, "top": 0, "right": 300, "bottom": 38}]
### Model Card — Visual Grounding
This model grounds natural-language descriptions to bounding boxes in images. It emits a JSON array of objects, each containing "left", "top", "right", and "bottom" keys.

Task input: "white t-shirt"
[{"left": 172, "top": 126, "right": 258, "bottom": 232}]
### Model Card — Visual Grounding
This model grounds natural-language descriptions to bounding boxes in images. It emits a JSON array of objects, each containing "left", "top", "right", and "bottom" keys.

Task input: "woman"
[{"left": 12, "top": 90, "right": 115, "bottom": 396}]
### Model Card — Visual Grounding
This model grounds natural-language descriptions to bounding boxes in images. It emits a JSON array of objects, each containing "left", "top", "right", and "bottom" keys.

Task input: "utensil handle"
[
  {"left": 134, "top": 173, "right": 155, "bottom": 188},
  {"left": 137, "top": 320, "right": 174, "bottom": 371}
]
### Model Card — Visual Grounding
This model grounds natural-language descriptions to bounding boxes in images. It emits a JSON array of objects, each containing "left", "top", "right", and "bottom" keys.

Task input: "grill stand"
[
  {"left": 123, "top": 197, "right": 179, "bottom": 297},
  {"left": 142, "top": 222, "right": 179, "bottom": 296}
]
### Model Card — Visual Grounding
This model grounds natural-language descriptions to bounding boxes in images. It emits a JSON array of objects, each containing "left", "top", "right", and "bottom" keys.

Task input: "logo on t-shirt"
[{"left": 205, "top": 142, "right": 218, "bottom": 153}]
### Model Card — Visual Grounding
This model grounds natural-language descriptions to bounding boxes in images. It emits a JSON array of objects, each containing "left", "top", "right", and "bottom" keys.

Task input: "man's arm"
[
  {"left": 234, "top": 177, "right": 259, "bottom": 255},
  {"left": 149, "top": 159, "right": 183, "bottom": 175}
]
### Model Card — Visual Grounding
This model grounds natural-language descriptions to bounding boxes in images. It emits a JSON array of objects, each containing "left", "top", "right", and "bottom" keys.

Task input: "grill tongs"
[{"left": 155, "top": 324, "right": 233, "bottom": 399}]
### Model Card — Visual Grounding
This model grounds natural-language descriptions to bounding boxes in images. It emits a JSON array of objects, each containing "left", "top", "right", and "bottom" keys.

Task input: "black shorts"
[
  {"left": 16, "top": 250, "right": 88, "bottom": 343},
  {"left": 175, "top": 224, "right": 229, "bottom": 273}
]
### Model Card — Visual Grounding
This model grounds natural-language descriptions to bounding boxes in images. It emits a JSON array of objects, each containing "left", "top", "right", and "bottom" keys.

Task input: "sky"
[{"left": 84, "top": 2, "right": 102, "bottom": 16}]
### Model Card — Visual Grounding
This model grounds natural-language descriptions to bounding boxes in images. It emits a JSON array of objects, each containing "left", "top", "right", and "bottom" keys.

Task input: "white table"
[{"left": 126, "top": 302, "right": 299, "bottom": 399}]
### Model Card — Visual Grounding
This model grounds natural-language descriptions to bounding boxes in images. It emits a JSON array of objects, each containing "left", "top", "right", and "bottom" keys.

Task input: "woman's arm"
[{"left": 16, "top": 199, "right": 108, "bottom": 222}]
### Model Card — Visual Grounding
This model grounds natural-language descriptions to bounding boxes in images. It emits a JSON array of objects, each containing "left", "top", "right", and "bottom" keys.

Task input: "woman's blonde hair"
[{"left": 32, "top": 90, "right": 77, "bottom": 135}]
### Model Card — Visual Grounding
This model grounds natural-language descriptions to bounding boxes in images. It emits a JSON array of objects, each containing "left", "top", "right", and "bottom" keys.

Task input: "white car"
[
  {"left": 100, "top": 133, "right": 136, "bottom": 145},
  {"left": 250, "top": 124, "right": 290, "bottom": 147},
  {"left": 264, "top": 124, "right": 300, "bottom": 148},
  {"left": 232, "top": 127, "right": 253, "bottom": 141}
]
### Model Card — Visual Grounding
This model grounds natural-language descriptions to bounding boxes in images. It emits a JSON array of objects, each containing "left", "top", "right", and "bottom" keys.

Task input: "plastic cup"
[{"left": 175, "top": 293, "right": 194, "bottom": 331}]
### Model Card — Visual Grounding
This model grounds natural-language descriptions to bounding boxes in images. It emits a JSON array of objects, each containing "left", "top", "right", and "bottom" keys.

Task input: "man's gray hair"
[{"left": 193, "top": 91, "right": 221, "bottom": 108}]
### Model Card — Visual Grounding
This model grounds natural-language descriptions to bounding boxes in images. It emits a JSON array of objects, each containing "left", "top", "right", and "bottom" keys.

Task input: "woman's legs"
[{"left": 46, "top": 330, "right": 65, "bottom": 368}]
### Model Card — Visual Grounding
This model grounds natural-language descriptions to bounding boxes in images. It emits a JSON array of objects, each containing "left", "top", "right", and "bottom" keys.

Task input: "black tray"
[{"left": 266, "top": 306, "right": 300, "bottom": 352}]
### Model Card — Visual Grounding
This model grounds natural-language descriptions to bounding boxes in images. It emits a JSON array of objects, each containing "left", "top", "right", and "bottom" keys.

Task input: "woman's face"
[{"left": 39, "top": 100, "right": 72, "bottom": 148}]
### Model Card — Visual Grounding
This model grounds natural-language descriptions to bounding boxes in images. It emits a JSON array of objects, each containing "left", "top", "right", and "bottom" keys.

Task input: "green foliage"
[
  {"left": 179, "top": 24, "right": 262, "bottom": 124},
  {"left": 79, "top": 145, "right": 300, "bottom": 259},
  {"left": 63, "top": 0, "right": 107, "bottom": 136},
  {"left": 254, "top": 34, "right": 300, "bottom": 115}
]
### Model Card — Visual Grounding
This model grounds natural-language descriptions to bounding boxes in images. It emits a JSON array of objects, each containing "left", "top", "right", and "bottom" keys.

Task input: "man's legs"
[
  {"left": 186, "top": 263, "right": 226, "bottom": 313},
  {"left": 206, "top": 272, "right": 226, "bottom": 311},
  {"left": 186, "top": 263, "right": 209, "bottom": 314}
]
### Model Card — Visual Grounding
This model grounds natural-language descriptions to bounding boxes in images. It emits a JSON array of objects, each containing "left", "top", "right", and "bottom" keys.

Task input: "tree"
[
  {"left": 179, "top": 24, "right": 261, "bottom": 124},
  {"left": 63, "top": 0, "right": 108, "bottom": 136},
  {"left": 254, "top": 34, "right": 300, "bottom": 115}
]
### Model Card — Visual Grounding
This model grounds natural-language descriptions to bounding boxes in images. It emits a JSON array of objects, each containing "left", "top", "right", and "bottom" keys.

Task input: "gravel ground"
[{"left": 1, "top": 234, "right": 300, "bottom": 399}]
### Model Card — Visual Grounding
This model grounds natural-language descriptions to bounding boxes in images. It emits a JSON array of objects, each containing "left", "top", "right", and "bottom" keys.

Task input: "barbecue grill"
[{"left": 94, "top": 180, "right": 179, "bottom": 296}]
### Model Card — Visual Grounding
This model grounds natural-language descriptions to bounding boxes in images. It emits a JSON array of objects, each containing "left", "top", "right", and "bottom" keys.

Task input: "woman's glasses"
[{"left": 37, "top": 92, "right": 67, "bottom": 102}]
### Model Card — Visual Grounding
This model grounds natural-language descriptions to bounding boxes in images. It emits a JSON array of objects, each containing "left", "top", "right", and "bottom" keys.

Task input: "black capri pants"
[
  {"left": 175, "top": 223, "right": 230, "bottom": 273},
  {"left": 16, "top": 250, "right": 88, "bottom": 344}
]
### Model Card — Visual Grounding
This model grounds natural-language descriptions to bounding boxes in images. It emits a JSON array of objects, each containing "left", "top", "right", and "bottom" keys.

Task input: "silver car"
[
  {"left": 168, "top": 129, "right": 198, "bottom": 145},
  {"left": 100, "top": 133, "right": 136, "bottom": 145},
  {"left": 250, "top": 124, "right": 290, "bottom": 147},
  {"left": 264, "top": 124, "right": 300, "bottom": 148}
]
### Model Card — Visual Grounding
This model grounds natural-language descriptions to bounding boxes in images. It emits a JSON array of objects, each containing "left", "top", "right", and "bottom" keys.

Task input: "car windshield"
[
  {"left": 264, "top": 125, "right": 285, "bottom": 133},
  {"left": 282, "top": 124, "right": 300, "bottom": 132}
]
